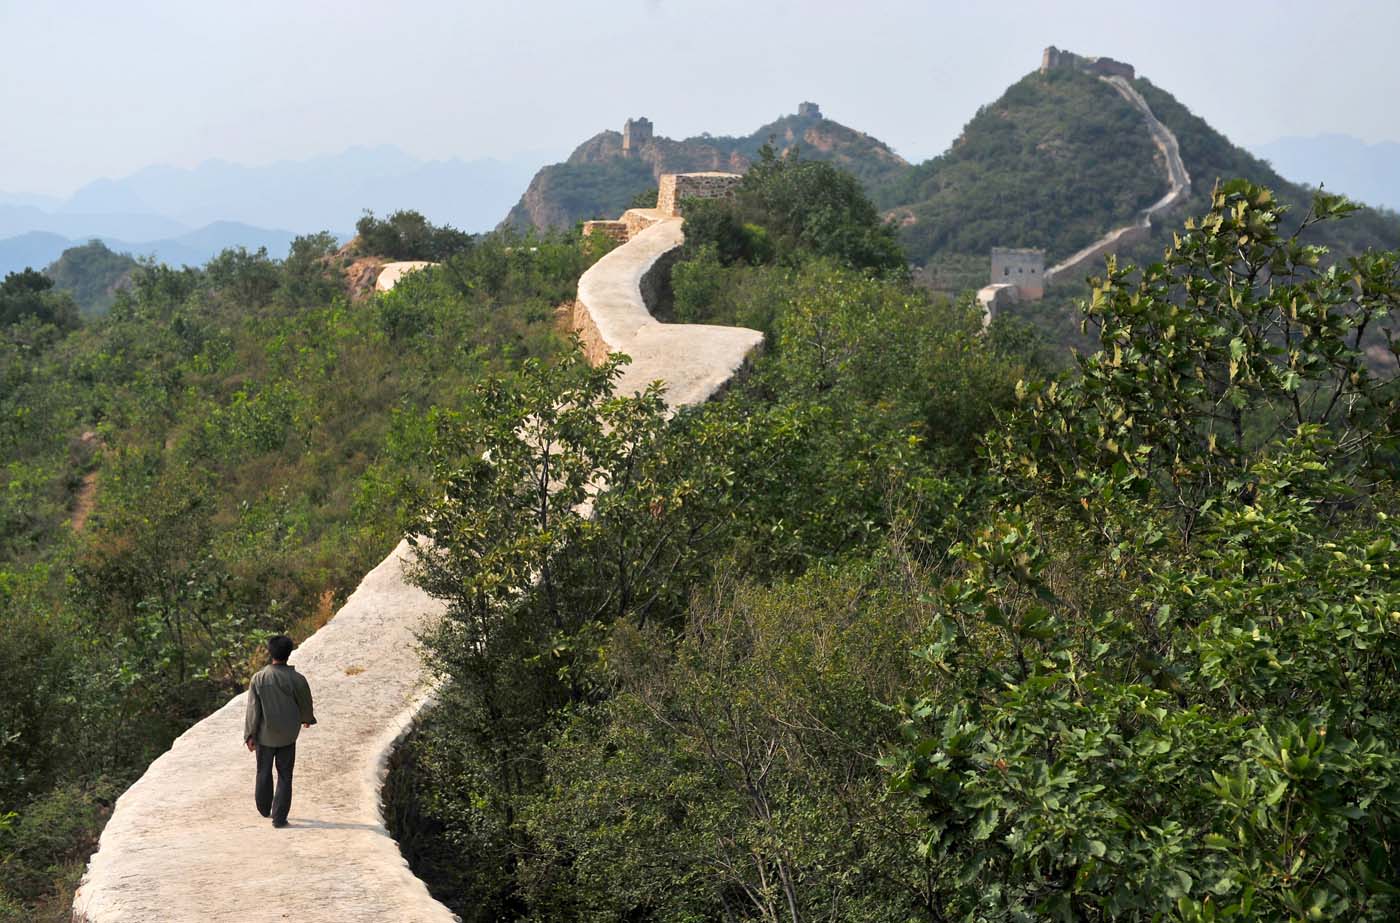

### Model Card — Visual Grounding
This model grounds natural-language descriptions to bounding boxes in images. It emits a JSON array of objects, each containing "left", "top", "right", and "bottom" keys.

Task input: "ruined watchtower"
[
  {"left": 990, "top": 247, "right": 1046, "bottom": 300},
  {"left": 1041, "top": 46, "right": 1135, "bottom": 80},
  {"left": 622, "top": 117, "right": 654, "bottom": 156},
  {"left": 797, "top": 101, "right": 822, "bottom": 119}
]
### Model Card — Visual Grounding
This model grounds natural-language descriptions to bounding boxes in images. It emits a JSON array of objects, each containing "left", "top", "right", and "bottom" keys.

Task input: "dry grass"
[
  {"left": 69, "top": 471, "right": 99, "bottom": 533},
  {"left": 291, "top": 588, "right": 338, "bottom": 641}
]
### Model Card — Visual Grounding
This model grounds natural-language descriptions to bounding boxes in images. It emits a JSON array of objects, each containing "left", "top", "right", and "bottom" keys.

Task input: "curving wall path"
[
  {"left": 1043, "top": 75, "right": 1191, "bottom": 285},
  {"left": 72, "top": 204, "right": 761, "bottom": 922}
]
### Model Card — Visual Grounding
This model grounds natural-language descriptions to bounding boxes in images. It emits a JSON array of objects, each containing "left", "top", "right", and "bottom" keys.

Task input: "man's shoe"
[{"left": 272, "top": 818, "right": 288, "bottom": 828}]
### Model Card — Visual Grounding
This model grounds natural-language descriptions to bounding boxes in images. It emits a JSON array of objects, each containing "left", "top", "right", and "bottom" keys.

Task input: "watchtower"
[
  {"left": 797, "top": 101, "right": 822, "bottom": 119},
  {"left": 990, "top": 247, "right": 1046, "bottom": 300},
  {"left": 622, "top": 117, "right": 653, "bottom": 156}
]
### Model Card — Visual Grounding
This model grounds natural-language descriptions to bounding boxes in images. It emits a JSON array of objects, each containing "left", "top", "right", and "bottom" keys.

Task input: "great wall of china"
[
  {"left": 69, "top": 48, "right": 1186, "bottom": 917},
  {"left": 979, "top": 49, "right": 1191, "bottom": 319},
  {"left": 71, "top": 174, "right": 757, "bottom": 923}
]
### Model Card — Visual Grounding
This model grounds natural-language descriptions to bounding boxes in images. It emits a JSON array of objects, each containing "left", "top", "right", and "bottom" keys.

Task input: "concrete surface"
[
  {"left": 73, "top": 206, "right": 761, "bottom": 923},
  {"left": 375, "top": 261, "right": 435, "bottom": 292}
]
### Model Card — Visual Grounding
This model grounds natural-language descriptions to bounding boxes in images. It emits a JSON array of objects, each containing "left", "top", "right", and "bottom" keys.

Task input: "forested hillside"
[
  {"left": 391, "top": 156, "right": 1400, "bottom": 920},
  {"left": 0, "top": 219, "right": 605, "bottom": 920},
  {"left": 4, "top": 46, "right": 1400, "bottom": 923},
  {"left": 875, "top": 67, "right": 1166, "bottom": 267},
  {"left": 879, "top": 64, "right": 1400, "bottom": 296},
  {"left": 501, "top": 59, "right": 1400, "bottom": 309},
  {"left": 501, "top": 106, "right": 908, "bottom": 231},
  {"left": 43, "top": 241, "right": 138, "bottom": 315}
]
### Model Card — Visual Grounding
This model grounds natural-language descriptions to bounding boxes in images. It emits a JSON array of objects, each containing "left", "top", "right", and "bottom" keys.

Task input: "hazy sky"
[{"left": 3, "top": 0, "right": 1398, "bottom": 196}]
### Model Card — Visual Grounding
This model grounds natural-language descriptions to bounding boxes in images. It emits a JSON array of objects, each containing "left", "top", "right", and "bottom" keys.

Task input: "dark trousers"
[{"left": 254, "top": 742, "right": 296, "bottom": 824}]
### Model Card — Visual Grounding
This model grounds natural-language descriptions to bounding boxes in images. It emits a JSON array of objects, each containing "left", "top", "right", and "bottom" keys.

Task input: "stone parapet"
[
  {"left": 582, "top": 220, "right": 629, "bottom": 244},
  {"left": 623, "top": 207, "right": 666, "bottom": 238},
  {"left": 657, "top": 172, "right": 743, "bottom": 217}
]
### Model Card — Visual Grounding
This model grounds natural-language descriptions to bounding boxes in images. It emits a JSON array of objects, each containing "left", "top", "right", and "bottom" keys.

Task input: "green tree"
[
  {"left": 0, "top": 270, "right": 79, "bottom": 331},
  {"left": 280, "top": 232, "right": 340, "bottom": 305},
  {"left": 889, "top": 184, "right": 1400, "bottom": 921},
  {"left": 355, "top": 210, "right": 473, "bottom": 261},
  {"left": 204, "top": 246, "right": 280, "bottom": 309},
  {"left": 681, "top": 147, "right": 904, "bottom": 274}
]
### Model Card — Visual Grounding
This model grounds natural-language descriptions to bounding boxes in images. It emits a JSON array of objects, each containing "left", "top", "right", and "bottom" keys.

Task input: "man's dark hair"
[{"left": 267, "top": 635, "right": 294, "bottom": 663}]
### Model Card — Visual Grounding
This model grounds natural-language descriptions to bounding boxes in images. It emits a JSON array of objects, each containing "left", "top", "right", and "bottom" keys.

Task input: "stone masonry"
[
  {"left": 1041, "top": 45, "right": 1135, "bottom": 80},
  {"left": 580, "top": 220, "right": 629, "bottom": 244},
  {"left": 622, "top": 116, "right": 653, "bottom": 155},
  {"left": 990, "top": 247, "right": 1046, "bottom": 300},
  {"left": 656, "top": 172, "right": 742, "bottom": 218},
  {"left": 582, "top": 173, "right": 744, "bottom": 247}
]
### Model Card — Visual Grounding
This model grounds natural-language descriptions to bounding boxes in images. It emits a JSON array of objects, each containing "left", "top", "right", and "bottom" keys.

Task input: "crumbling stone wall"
[
  {"left": 581, "top": 220, "right": 629, "bottom": 244},
  {"left": 622, "top": 116, "right": 653, "bottom": 156},
  {"left": 976, "top": 283, "right": 1019, "bottom": 328},
  {"left": 1041, "top": 45, "right": 1135, "bottom": 80},
  {"left": 657, "top": 172, "right": 742, "bottom": 217},
  {"left": 624, "top": 208, "right": 663, "bottom": 238}
]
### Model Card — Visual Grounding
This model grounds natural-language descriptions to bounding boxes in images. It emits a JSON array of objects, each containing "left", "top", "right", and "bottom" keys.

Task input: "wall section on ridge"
[{"left": 73, "top": 181, "right": 761, "bottom": 923}]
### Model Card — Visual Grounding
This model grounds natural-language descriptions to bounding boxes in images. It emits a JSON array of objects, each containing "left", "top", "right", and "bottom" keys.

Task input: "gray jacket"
[{"left": 243, "top": 663, "right": 317, "bottom": 748}]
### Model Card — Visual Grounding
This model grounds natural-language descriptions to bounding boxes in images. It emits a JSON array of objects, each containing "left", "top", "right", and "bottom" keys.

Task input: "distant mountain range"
[
  {"left": 0, "top": 144, "right": 556, "bottom": 276},
  {"left": 55, "top": 145, "right": 548, "bottom": 233},
  {"left": 1251, "top": 134, "right": 1400, "bottom": 214},
  {"left": 0, "top": 223, "right": 299, "bottom": 278}
]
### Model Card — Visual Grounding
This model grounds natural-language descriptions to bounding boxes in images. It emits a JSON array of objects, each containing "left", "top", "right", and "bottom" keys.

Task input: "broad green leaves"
[{"left": 892, "top": 187, "right": 1400, "bottom": 920}]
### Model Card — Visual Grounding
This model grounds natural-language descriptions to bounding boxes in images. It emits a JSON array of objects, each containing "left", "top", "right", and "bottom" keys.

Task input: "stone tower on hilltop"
[
  {"left": 1041, "top": 45, "right": 1135, "bottom": 80},
  {"left": 622, "top": 117, "right": 654, "bottom": 156},
  {"left": 798, "top": 101, "right": 822, "bottom": 119}
]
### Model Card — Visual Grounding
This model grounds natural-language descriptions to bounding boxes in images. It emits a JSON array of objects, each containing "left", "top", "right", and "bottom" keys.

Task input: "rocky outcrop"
[{"left": 502, "top": 108, "right": 907, "bottom": 232}]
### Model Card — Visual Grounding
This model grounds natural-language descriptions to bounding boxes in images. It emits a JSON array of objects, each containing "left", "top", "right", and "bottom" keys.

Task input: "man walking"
[{"left": 243, "top": 634, "right": 317, "bottom": 828}]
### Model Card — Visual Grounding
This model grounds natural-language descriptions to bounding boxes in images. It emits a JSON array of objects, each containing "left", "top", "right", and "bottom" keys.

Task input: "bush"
[
  {"left": 355, "top": 210, "right": 474, "bottom": 261},
  {"left": 681, "top": 147, "right": 904, "bottom": 274}
]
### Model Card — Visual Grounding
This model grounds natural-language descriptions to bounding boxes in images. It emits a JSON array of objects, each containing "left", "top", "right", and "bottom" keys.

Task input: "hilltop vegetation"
[
  {"left": 503, "top": 59, "right": 1400, "bottom": 313},
  {"left": 1133, "top": 77, "right": 1400, "bottom": 256},
  {"left": 394, "top": 149, "right": 1400, "bottom": 921},
  {"left": 875, "top": 67, "right": 1166, "bottom": 267},
  {"left": 0, "top": 215, "right": 603, "bottom": 920},
  {"left": 43, "top": 240, "right": 138, "bottom": 315},
  {"left": 501, "top": 107, "right": 908, "bottom": 231}
]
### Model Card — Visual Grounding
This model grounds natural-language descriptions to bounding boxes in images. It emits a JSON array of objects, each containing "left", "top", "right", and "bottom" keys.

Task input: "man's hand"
[
  {"left": 245, "top": 737, "right": 256, "bottom": 753},
  {"left": 302, "top": 723, "right": 312, "bottom": 729}
]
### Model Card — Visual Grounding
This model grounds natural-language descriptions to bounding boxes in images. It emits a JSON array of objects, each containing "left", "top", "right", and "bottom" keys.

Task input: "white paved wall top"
[
  {"left": 73, "top": 208, "right": 762, "bottom": 923},
  {"left": 1044, "top": 75, "right": 1191, "bottom": 285},
  {"left": 375, "top": 261, "right": 435, "bottom": 292},
  {"left": 575, "top": 215, "right": 763, "bottom": 408}
]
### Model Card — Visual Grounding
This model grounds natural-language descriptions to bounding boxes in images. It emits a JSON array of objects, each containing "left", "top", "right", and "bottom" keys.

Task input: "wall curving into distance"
[{"left": 72, "top": 175, "right": 760, "bottom": 923}]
